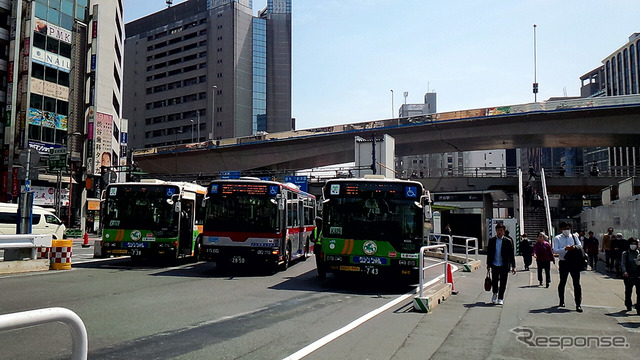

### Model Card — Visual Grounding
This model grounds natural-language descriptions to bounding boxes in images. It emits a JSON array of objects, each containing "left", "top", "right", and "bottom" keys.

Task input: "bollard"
[{"left": 50, "top": 239, "right": 73, "bottom": 270}]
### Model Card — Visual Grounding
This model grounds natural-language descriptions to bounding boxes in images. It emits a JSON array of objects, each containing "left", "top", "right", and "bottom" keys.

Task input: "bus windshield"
[
  {"left": 323, "top": 197, "right": 422, "bottom": 246},
  {"left": 104, "top": 186, "right": 178, "bottom": 231},
  {"left": 205, "top": 194, "right": 279, "bottom": 233}
]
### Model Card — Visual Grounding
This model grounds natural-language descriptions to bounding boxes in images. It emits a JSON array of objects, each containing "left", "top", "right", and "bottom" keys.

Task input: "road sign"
[
  {"left": 220, "top": 171, "right": 241, "bottom": 179},
  {"left": 49, "top": 147, "right": 67, "bottom": 171},
  {"left": 19, "top": 149, "right": 40, "bottom": 167},
  {"left": 284, "top": 176, "right": 308, "bottom": 192},
  {"left": 17, "top": 167, "right": 39, "bottom": 181}
]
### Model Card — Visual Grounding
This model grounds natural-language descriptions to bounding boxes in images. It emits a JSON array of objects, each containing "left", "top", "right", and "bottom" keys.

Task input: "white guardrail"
[
  {"left": 0, "top": 234, "right": 52, "bottom": 260},
  {"left": 0, "top": 307, "right": 88, "bottom": 360},
  {"left": 429, "top": 233, "right": 479, "bottom": 264},
  {"left": 417, "top": 244, "right": 448, "bottom": 298}
]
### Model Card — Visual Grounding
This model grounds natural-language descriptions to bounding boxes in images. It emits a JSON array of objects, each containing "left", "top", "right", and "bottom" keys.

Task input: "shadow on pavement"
[
  {"left": 464, "top": 301, "right": 499, "bottom": 308},
  {"left": 529, "top": 306, "right": 573, "bottom": 314}
]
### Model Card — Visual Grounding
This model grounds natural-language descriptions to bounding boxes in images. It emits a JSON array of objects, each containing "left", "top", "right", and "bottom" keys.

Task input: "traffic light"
[{"left": 532, "top": 82, "right": 539, "bottom": 94}]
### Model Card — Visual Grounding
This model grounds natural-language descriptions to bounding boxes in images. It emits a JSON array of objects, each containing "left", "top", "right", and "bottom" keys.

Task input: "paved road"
[{"left": 1, "top": 247, "right": 638, "bottom": 359}]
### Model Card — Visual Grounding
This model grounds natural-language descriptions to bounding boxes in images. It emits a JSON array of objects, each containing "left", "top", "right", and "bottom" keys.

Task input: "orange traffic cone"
[
  {"left": 446, "top": 263, "right": 458, "bottom": 294},
  {"left": 81, "top": 232, "right": 90, "bottom": 248}
]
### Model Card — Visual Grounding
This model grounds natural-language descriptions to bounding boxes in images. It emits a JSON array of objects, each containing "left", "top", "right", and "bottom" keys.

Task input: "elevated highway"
[{"left": 133, "top": 95, "right": 640, "bottom": 177}]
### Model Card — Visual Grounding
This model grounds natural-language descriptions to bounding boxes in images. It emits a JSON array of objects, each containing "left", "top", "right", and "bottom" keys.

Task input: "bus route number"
[
  {"left": 364, "top": 266, "right": 379, "bottom": 275},
  {"left": 131, "top": 249, "right": 142, "bottom": 256}
]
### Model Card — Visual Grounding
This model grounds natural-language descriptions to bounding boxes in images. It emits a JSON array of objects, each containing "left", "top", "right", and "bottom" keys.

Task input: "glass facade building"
[{"left": 252, "top": 18, "right": 267, "bottom": 133}]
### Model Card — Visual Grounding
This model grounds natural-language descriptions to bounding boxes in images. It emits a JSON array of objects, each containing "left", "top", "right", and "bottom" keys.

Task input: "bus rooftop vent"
[{"left": 363, "top": 175, "right": 386, "bottom": 179}]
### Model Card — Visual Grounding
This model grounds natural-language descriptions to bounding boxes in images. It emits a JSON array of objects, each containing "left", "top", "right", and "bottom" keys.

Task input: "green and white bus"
[
  {"left": 315, "top": 177, "right": 431, "bottom": 279},
  {"left": 96, "top": 180, "right": 206, "bottom": 261}
]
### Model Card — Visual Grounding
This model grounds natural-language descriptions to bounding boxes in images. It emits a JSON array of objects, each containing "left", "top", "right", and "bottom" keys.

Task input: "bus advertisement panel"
[
  {"left": 316, "top": 178, "right": 429, "bottom": 279},
  {"left": 199, "top": 179, "right": 316, "bottom": 272},
  {"left": 98, "top": 180, "right": 206, "bottom": 261}
]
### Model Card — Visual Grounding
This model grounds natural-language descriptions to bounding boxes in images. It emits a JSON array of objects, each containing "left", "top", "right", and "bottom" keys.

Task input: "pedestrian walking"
[
  {"left": 602, "top": 227, "right": 614, "bottom": 272},
  {"left": 486, "top": 223, "right": 516, "bottom": 305},
  {"left": 532, "top": 190, "right": 543, "bottom": 211},
  {"left": 532, "top": 232, "right": 554, "bottom": 287},
  {"left": 584, "top": 231, "right": 599, "bottom": 271},
  {"left": 520, "top": 233, "right": 533, "bottom": 271},
  {"left": 612, "top": 233, "right": 627, "bottom": 277},
  {"left": 528, "top": 165, "right": 536, "bottom": 181},
  {"left": 553, "top": 221, "right": 584, "bottom": 312},
  {"left": 621, "top": 238, "right": 640, "bottom": 314},
  {"left": 589, "top": 161, "right": 600, "bottom": 176},
  {"left": 523, "top": 182, "right": 533, "bottom": 206}
]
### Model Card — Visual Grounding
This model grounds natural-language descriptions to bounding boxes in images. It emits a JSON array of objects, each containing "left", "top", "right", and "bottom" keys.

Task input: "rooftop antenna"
[{"left": 166, "top": 0, "right": 173, "bottom": 7}]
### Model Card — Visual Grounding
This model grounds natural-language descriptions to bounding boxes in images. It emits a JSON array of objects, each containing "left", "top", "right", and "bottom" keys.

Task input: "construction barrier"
[
  {"left": 37, "top": 247, "right": 50, "bottom": 259},
  {"left": 50, "top": 239, "right": 73, "bottom": 270}
]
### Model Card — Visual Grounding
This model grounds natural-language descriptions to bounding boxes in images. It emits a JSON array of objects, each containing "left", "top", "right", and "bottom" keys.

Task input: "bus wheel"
[
  {"left": 317, "top": 265, "right": 327, "bottom": 279},
  {"left": 281, "top": 242, "right": 292, "bottom": 270},
  {"left": 301, "top": 239, "right": 310, "bottom": 261},
  {"left": 192, "top": 238, "right": 202, "bottom": 262},
  {"left": 131, "top": 255, "right": 142, "bottom": 264}
]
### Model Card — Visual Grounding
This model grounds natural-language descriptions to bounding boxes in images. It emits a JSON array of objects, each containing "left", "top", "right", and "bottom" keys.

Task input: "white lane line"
[{"left": 282, "top": 276, "right": 444, "bottom": 360}]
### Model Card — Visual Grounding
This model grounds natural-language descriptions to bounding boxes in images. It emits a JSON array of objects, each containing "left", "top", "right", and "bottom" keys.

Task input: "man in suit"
[{"left": 486, "top": 223, "right": 517, "bottom": 305}]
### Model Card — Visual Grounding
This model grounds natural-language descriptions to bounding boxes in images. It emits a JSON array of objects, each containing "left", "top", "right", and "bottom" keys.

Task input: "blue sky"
[{"left": 125, "top": 1, "right": 640, "bottom": 130}]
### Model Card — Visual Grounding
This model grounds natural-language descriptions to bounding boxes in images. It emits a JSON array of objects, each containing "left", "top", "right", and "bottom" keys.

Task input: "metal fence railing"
[
  {"left": 417, "top": 244, "right": 448, "bottom": 298},
  {"left": 0, "top": 307, "right": 88, "bottom": 360}
]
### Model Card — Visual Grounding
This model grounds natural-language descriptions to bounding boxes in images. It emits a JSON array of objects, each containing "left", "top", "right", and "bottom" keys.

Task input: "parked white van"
[{"left": 0, "top": 203, "right": 66, "bottom": 239}]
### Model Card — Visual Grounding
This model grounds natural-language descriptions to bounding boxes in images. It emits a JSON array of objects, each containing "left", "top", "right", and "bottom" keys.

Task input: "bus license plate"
[
  {"left": 353, "top": 256, "right": 387, "bottom": 265},
  {"left": 231, "top": 256, "right": 246, "bottom": 264},
  {"left": 123, "top": 242, "right": 148, "bottom": 248}
]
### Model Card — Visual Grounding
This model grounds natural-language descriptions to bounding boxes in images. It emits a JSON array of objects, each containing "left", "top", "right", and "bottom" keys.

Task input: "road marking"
[{"left": 282, "top": 275, "right": 444, "bottom": 360}]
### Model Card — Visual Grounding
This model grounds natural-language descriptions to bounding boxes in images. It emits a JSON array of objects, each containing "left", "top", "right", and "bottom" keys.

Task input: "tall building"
[
  {"left": 123, "top": 0, "right": 292, "bottom": 150},
  {"left": 572, "top": 33, "right": 640, "bottom": 175},
  {"left": 1, "top": 0, "right": 125, "bottom": 232}
]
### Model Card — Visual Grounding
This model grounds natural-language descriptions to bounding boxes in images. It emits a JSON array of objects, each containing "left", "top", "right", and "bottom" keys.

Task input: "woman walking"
[{"left": 533, "top": 232, "right": 554, "bottom": 287}]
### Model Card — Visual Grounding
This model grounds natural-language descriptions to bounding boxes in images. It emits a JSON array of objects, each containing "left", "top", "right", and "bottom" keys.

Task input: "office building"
[
  {"left": 1, "top": 0, "right": 125, "bottom": 232},
  {"left": 123, "top": 0, "right": 293, "bottom": 150}
]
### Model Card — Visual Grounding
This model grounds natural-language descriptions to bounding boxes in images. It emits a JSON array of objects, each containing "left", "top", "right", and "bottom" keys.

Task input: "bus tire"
[
  {"left": 301, "top": 239, "right": 310, "bottom": 261},
  {"left": 193, "top": 237, "right": 202, "bottom": 262},
  {"left": 281, "top": 242, "right": 292, "bottom": 270},
  {"left": 317, "top": 265, "right": 327, "bottom": 279}
]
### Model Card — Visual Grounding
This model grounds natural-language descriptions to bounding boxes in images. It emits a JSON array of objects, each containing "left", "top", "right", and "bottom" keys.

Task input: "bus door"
[{"left": 179, "top": 199, "right": 195, "bottom": 255}]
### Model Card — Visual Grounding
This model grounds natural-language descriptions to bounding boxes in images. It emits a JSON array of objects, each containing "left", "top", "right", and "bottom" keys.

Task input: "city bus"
[
  {"left": 315, "top": 176, "right": 431, "bottom": 279},
  {"left": 97, "top": 180, "right": 206, "bottom": 261},
  {"left": 198, "top": 178, "right": 316, "bottom": 271}
]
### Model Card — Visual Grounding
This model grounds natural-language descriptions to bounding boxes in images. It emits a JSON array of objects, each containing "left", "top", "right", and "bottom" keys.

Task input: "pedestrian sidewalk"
[{"left": 396, "top": 255, "right": 639, "bottom": 360}]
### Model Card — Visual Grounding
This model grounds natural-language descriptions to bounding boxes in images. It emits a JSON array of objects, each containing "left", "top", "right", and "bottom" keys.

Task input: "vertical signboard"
[{"left": 94, "top": 112, "right": 113, "bottom": 173}]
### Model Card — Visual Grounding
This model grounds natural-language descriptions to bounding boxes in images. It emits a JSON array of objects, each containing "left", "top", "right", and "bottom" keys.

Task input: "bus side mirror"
[{"left": 424, "top": 205, "right": 432, "bottom": 221}]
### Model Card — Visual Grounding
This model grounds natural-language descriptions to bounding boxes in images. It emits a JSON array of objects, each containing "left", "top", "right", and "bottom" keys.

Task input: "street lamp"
[
  {"left": 65, "top": 131, "right": 82, "bottom": 228},
  {"left": 190, "top": 120, "right": 194, "bottom": 143},
  {"left": 210, "top": 85, "right": 217, "bottom": 142},
  {"left": 196, "top": 110, "right": 200, "bottom": 143}
]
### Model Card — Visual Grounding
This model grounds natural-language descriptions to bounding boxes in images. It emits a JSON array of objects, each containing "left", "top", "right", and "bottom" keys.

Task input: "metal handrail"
[
  {"left": 418, "top": 244, "right": 448, "bottom": 298},
  {"left": 0, "top": 307, "right": 88, "bottom": 360},
  {"left": 540, "top": 168, "right": 553, "bottom": 239},
  {"left": 464, "top": 237, "right": 479, "bottom": 263}
]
